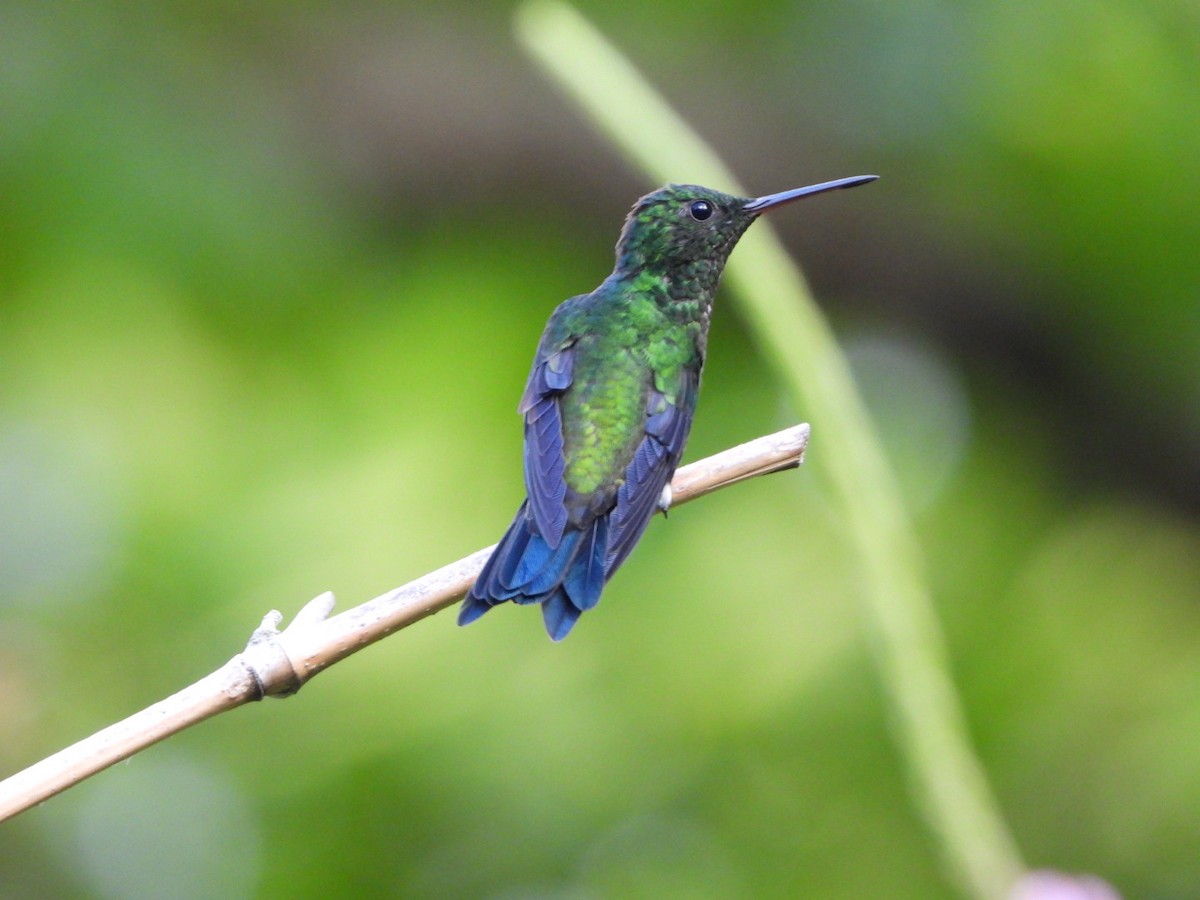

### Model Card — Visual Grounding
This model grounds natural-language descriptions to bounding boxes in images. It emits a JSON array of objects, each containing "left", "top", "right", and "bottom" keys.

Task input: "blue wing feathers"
[
  {"left": 522, "top": 345, "right": 574, "bottom": 547},
  {"left": 544, "top": 348, "right": 574, "bottom": 390},
  {"left": 523, "top": 397, "right": 567, "bottom": 546},
  {"left": 605, "top": 375, "right": 696, "bottom": 576}
]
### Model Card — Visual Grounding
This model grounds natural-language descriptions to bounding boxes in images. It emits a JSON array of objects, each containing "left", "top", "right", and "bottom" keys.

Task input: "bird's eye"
[{"left": 688, "top": 200, "right": 714, "bottom": 221}]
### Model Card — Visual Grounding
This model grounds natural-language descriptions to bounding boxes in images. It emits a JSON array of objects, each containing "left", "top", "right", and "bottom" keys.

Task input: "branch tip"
[
  {"left": 293, "top": 591, "right": 336, "bottom": 628},
  {"left": 249, "top": 610, "right": 283, "bottom": 645}
]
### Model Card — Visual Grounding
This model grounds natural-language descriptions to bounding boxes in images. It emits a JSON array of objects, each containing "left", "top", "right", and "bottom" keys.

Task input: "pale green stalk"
[{"left": 513, "top": 3, "right": 1024, "bottom": 898}]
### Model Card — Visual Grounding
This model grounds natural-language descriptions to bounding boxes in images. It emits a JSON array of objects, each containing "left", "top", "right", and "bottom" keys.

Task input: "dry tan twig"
[{"left": 0, "top": 423, "right": 809, "bottom": 823}]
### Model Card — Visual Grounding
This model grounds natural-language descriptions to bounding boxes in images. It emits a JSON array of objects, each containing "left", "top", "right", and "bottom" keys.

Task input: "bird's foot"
[{"left": 658, "top": 484, "right": 672, "bottom": 517}]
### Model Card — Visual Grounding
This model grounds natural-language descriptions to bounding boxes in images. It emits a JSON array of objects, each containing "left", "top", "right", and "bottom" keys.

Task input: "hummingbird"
[{"left": 459, "top": 175, "right": 877, "bottom": 640}]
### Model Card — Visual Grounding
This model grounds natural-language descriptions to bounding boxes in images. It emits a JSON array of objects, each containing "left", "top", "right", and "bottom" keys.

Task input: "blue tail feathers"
[
  {"left": 541, "top": 589, "right": 582, "bottom": 641},
  {"left": 459, "top": 502, "right": 610, "bottom": 641}
]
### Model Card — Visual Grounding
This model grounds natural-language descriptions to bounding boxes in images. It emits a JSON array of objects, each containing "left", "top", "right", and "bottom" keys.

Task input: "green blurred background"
[{"left": 2, "top": 2, "right": 1198, "bottom": 898}]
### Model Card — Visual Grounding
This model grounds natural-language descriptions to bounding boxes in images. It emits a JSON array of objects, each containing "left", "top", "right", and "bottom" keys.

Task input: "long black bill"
[{"left": 743, "top": 175, "right": 878, "bottom": 213}]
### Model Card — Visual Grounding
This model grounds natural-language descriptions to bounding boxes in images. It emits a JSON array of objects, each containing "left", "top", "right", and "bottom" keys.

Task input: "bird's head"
[{"left": 613, "top": 176, "right": 877, "bottom": 276}]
